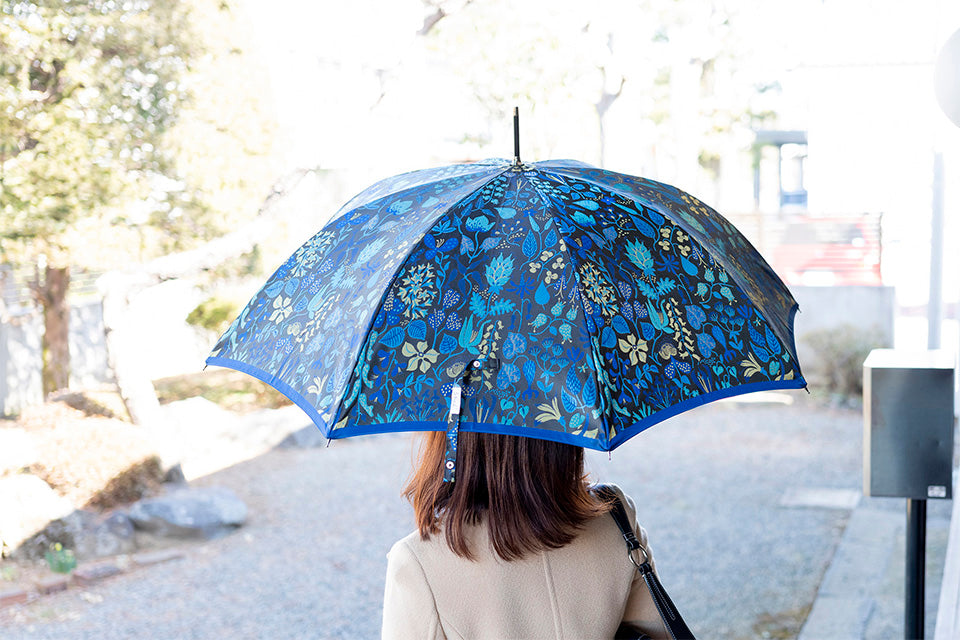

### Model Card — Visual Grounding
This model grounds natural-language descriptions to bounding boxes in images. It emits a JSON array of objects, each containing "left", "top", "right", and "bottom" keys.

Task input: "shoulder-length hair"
[{"left": 403, "top": 430, "right": 608, "bottom": 561}]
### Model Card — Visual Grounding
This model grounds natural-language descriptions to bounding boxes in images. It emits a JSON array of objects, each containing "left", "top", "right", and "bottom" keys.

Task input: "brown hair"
[{"left": 403, "top": 430, "right": 609, "bottom": 561}]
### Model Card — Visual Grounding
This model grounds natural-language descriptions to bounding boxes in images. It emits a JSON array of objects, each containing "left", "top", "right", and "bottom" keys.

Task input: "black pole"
[
  {"left": 513, "top": 107, "right": 521, "bottom": 166},
  {"left": 905, "top": 498, "right": 926, "bottom": 639}
]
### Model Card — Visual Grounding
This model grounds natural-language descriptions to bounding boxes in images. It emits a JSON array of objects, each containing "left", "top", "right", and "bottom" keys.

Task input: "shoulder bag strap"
[{"left": 594, "top": 485, "right": 697, "bottom": 640}]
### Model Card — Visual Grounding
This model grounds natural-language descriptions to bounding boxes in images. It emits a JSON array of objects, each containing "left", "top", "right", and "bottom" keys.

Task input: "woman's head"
[{"left": 403, "top": 430, "right": 607, "bottom": 561}]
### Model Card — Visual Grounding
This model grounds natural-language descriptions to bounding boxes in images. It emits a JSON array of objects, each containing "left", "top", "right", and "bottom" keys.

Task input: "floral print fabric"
[{"left": 208, "top": 159, "right": 805, "bottom": 451}]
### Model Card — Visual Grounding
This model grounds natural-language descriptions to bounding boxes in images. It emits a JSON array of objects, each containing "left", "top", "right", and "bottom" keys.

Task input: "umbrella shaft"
[{"left": 513, "top": 107, "right": 521, "bottom": 165}]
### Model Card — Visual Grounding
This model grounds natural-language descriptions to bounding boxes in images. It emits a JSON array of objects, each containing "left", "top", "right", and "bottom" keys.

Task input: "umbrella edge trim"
[
  {"left": 322, "top": 419, "right": 614, "bottom": 451},
  {"left": 605, "top": 376, "right": 808, "bottom": 451},
  {"left": 205, "top": 356, "right": 332, "bottom": 437}
]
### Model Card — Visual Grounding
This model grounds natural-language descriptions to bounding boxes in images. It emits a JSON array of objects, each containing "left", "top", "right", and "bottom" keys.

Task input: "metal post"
[
  {"left": 906, "top": 498, "right": 927, "bottom": 639},
  {"left": 513, "top": 107, "right": 521, "bottom": 166},
  {"left": 929, "top": 152, "right": 944, "bottom": 350}
]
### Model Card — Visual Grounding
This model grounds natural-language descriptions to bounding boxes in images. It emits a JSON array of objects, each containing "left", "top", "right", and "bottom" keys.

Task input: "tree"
[
  {"left": 0, "top": 0, "right": 194, "bottom": 393},
  {"left": 0, "top": 0, "right": 278, "bottom": 396}
]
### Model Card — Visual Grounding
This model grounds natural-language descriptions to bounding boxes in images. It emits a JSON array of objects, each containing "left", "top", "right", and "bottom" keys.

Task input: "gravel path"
[{"left": 1, "top": 398, "right": 892, "bottom": 639}]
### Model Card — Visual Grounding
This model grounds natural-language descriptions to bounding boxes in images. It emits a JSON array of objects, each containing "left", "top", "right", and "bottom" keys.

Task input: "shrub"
[
  {"left": 186, "top": 296, "right": 240, "bottom": 335},
  {"left": 800, "top": 324, "right": 890, "bottom": 399},
  {"left": 45, "top": 543, "right": 77, "bottom": 574}
]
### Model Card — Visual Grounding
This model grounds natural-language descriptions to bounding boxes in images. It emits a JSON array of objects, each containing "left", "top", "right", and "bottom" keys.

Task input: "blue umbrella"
[{"left": 207, "top": 121, "right": 805, "bottom": 480}]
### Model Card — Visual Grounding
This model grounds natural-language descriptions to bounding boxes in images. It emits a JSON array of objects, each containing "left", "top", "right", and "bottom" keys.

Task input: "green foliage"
[
  {"left": 0, "top": 0, "right": 279, "bottom": 267},
  {"left": 801, "top": 324, "right": 890, "bottom": 399},
  {"left": 0, "top": 0, "right": 196, "bottom": 261},
  {"left": 186, "top": 296, "right": 240, "bottom": 334},
  {"left": 44, "top": 542, "right": 77, "bottom": 574},
  {"left": 154, "top": 369, "right": 292, "bottom": 412}
]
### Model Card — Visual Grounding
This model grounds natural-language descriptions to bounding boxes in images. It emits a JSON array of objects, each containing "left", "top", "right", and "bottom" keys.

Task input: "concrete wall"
[
  {"left": 0, "top": 311, "right": 43, "bottom": 416},
  {"left": 792, "top": 285, "right": 896, "bottom": 338},
  {"left": 790, "top": 285, "right": 896, "bottom": 381}
]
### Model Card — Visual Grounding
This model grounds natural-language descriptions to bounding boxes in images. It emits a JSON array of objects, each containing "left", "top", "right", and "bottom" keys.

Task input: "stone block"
[
  {"left": 132, "top": 549, "right": 185, "bottom": 567},
  {"left": 72, "top": 561, "right": 122, "bottom": 586},
  {"left": 0, "top": 587, "right": 29, "bottom": 608},
  {"left": 34, "top": 574, "right": 69, "bottom": 595}
]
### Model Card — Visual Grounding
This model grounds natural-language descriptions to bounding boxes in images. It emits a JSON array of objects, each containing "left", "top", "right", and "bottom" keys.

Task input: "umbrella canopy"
[{"left": 207, "top": 157, "right": 805, "bottom": 453}]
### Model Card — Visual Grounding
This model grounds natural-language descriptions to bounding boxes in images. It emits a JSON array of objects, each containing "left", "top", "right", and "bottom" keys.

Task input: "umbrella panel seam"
[
  {"left": 331, "top": 166, "right": 513, "bottom": 432},
  {"left": 525, "top": 169, "right": 615, "bottom": 447}
]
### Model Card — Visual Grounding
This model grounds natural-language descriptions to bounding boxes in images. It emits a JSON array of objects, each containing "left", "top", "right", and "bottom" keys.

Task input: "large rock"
[
  {"left": 16, "top": 509, "right": 98, "bottom": 560},
  {"left": 0, "top": 474, "right": 74, "bottom": 555},
  {"left": 79, "top": 512, "right": 137, "bottom": 558},
  {"left": 127, "top": 487, "right": 247, "bottom": 539}
]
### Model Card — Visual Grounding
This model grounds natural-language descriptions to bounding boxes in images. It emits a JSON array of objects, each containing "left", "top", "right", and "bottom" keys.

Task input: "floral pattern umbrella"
[{"left": 207, "top": 157, "right": 805, "bottom": 458}]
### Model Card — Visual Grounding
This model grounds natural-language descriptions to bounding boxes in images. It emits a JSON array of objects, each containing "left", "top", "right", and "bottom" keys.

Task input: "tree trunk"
[{"left": 41, "top": 265, "right": 70, "bottom": 395}]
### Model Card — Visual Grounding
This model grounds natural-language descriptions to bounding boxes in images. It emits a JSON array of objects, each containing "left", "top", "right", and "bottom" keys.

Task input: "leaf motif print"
[
  {"left": 381, "top": 326, "right": 404, "bottom": 348},
  {"left": 522, "top": 231, "right": 538, "bottom": 258},
  {"left": 397, "top": 263, "right": 437, "bottom": 319},
  {"left": 696, "top": 333, "right": 716, "bottom": 357},
  {"left": 685, "top": 305, "right": 706, "bottom": 330},
  {"left": 625, "top": 239, "right": 655, "bottom": 276},
  {"left": 535, "top": 397, "right": 564, "bottom": 424},
  {"left": 740, "top": 352, "right": 764, "bottom": 377},
  {"left": 582, "top": 375, "right": 597, "bottom": 406},
  {"left": 543, "top": 228, "right": 558, "bottom": 248},
  {"left": 502, "top": 332, "right": 527, "bottom": 359},
  {"left": 511, "top": 361, "right": 533, "bottom": 393},
  {"left": 466, "top": 215, "right": 493, "bottom": 232},
  {"left": 485, "top": 254, "right": 515, "bottom": 292},
  {"left": 565, "top": 366, "right": 582, "bottom": 394},
  {"left": 578, "top": 263, "right": 618, "bottom": 317},
  {"left": 269, "top": 296, "right": 295, "bottom": 324},
  {"left": 569, "top": 413, "right": 586, "bottom": 433},
  {"left": 489, "top": 299, "right": 516, "bottom": 315},
  {"left": 764, "top": 325, "right": 781, "bottom": 353},
  {"left": 572, "top": 212, "right": 595, "bottom": 226},
  {"left": 497, "top": 363, "right": 521, "bottom": 389}
]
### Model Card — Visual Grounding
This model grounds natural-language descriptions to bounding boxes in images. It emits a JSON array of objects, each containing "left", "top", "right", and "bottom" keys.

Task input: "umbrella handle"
[
  {"left": 443, "top": 360, "right": 489, "bottom": 482},
  {"left": 443, "top": 384, "right": 462, "bottom": 483}
]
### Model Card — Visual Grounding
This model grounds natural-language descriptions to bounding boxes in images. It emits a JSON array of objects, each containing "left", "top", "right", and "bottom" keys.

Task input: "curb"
[
  {"left": 934, "top": 471, "right": 960, "bottom": 640},
  {"left": 0, "top": 549, "right": 184, "bottom": 610}
]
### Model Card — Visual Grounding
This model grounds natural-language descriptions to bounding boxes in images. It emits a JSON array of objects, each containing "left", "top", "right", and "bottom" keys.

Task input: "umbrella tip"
[{"left": 513, "top": 106, "right": 521, "bottom": 166}]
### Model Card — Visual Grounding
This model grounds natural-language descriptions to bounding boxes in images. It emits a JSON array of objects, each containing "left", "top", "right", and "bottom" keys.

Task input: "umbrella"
[{"left": 207, "top": 118, "right": 805, "bottom": 480}]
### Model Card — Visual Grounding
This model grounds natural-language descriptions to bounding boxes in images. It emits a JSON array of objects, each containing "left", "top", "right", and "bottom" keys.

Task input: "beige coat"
[{"left": 381, "top": 485, "right": 670, "bottom": 640}]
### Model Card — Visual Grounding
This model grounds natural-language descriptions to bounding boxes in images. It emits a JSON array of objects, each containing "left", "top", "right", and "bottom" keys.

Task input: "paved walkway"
[
  {"left": 0, "top": 397, "right": 952, "bottom": 639},
  {"left": 798, "top": 491, "right": 952, "bottom": 639}
]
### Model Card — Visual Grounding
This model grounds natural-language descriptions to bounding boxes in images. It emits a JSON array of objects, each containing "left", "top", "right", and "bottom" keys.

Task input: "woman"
[{"left": 381, "top": 430, "right": 670, "bottom": 640}]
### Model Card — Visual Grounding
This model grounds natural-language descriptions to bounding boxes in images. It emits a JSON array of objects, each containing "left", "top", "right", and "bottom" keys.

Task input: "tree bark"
[{"left": 40, "top": 265, "right": 70, "bottom": 395}]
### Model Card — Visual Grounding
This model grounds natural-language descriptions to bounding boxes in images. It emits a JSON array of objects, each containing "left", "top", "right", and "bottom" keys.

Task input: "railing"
[{"left": 0, "top": 265, "right": 104, "bottom": 314}]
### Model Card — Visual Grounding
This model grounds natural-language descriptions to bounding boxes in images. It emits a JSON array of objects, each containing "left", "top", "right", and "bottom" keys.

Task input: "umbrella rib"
[
  {"left": 525, "top": 169, "right": 614, "bottom": 448},
  {"left": 327, "top": 165, "right": 514, "bottom": 431}
]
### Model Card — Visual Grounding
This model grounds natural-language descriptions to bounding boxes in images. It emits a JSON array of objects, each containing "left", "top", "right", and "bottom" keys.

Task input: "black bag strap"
[{"left": 594, "top": 485, "right": 696, "bottom": 640}]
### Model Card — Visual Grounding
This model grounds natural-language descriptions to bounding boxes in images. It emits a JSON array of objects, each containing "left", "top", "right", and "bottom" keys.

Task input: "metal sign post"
[
  {"left": 863, "top": 350, "right": 955, "bottom": 639},
  {"left": 907, "top": 498, "right": 927, "bottom": 638}
]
